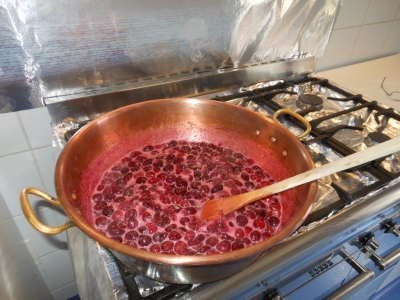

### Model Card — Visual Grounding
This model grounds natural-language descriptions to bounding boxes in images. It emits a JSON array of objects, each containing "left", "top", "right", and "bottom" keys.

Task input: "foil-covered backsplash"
[{"left": 0, "top": 0, "right": 341, "bottom": 113}]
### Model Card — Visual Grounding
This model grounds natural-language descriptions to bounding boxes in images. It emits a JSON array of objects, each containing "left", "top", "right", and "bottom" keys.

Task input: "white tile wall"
[
  {"left": 0, "top": 191, "right": 12, "bottom": 220},
  {"left": 363, "top": 0, "right": 400, "bottom": 24},
  {"left": 334, "top": 0, "right": 370, "bottom": 29},
  {"left": 349, "top": 22, "right": 393, "bottom": 64},
  {"left": 0, "top": 112, "right": 29, "bottom": 156},
  {"left": 19, "top": 108, "right": 54, "bottom": 149},
  {"left": 316, "top": 0, "right": 400, "bottom": 72},
  {"left": 0, "top": 107, "right": 78, "bottom": 299},
  {"left": 381, "top": 20, "right": 400, "bottom": 56},
  {"left": 313, "top": 27, "right": 360, "bottom": 72},
  {"left": 0, "top": 151, "right": 46, "bottom": 217},
  {"left": 36, "top": 249, "right": 76, "bottom": 292}
]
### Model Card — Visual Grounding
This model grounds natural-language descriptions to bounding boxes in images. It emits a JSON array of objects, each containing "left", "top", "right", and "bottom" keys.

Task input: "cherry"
[
  {"left": 92, "top": 193, "right": 103, "bottom": 202},
  {"left": 104, "top": 194, "right": 116, "bottom": 203},
  {"left": 114, "top": 196, "right": 125, "bottom": 203},
  {"left": 125, "top": 231, "right": 139, "bottom": 241},
  {"left": 94, "top": 201, "right": 107, "bottom": 211},
  {"left": 165, "top": 224, "right": 177, "bottom": 232},
  {"left": 253, "top": 216, "right": 266, "bottom": 230},
  {"left": 108, "top": 221, "right": 125, "bottom": 236},
  {"left": 250, "top": 231, "right": 261, "bottom": 242},
  {"left": 232, "top": 240, "right": 244, "bottom": 251},
  {"left": 169, "top": 231, "right": 182, "bottom": 241},
  {"left": 125, "top": 241, "right": 137, "bottom": 247},
  {"left": 198, "top": 245, "right": 211, "bottom": 253},
  {"left": 184, "top": 230, "right": 196, "bottom": 241},
  {"left": 95, "top": 216, "right": 107, "bottom": 227},
  {"left": 102, "top": 206, "right": 114, "bottom": 217},
  {"left": 125, "top": 209, "right": 137, "bottom": 219},
  {"left": 244, "top": 211, "right": 256, "bottom": 220},
  {"left": 185, "top": 207, "right": 197, "bottom": 215},
  {"left": 163, "top": 164, "right": 174, "bottom": 173},
  {"left": 270, "top": 203, "right": 281, "bottom": 211},
  {"left": 161, "top": 241, "right": 174, "bottom": 251},
  {"left": 168, "top": 140, "right": 178, "bottom": 147},
  {"left": 235, "top": 228, "right": 245, "bottom": 238},
  {"left": 136, "top": 176, "right": 147, "bottom": 184},
  {"left": 205, "top": 237, "right": 218, "bottom": 247},
  {"left": 141, "top": 212, "right": 152, "bottom": 222},
  {"left": 211, "top": 183, "right": 223, "bottom": 193},
  {"left": 143, "top": 145, "right": 154, "bottom": 152},
  {"left": 138, "top": 235, "right": 152, "bottom": 247},
  {"left": 174, "top": 241, "right": 188, "bottom": 255},
  {"left": 180, "top": 217, "right": 190, "bottom": 226},
  {"left": 176, "top": 177, "right": 188, "bottom": 187},
  {"left": 127, "top": 216, "right": 138, "bottom": 229},
  {"left": 216, "top": 241, "right": 232, "bottom": 252},
  {"left": 188, "top": 234, "right": 205, "bottom": 246},
  {"left": 267, "top": 216, "right": 280, "bottom": 228},
  {"left": 147, "top": 223, "right": 158, "bottom": 234},
  {"left": 149, "top": 244, "right": 161, "bottom": 253},
  {"left": 153, "top": 232, "right": 168, "bottom": 243},
  {"left": 245, "top": 181, "right": 255, "bottom": 190}
]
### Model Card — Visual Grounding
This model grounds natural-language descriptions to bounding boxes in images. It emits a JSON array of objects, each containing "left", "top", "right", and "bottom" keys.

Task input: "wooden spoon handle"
[{"left": 201, "top": 136, "right": 400, "bottom": 221}]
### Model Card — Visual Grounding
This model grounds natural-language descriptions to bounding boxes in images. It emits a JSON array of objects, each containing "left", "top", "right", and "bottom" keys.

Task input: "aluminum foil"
[
  {"left": 66, "top": 227, "right": 129, "bottom": 300},
  {"left": 0, "top": 0, "right": 341, "bottom": 113}
]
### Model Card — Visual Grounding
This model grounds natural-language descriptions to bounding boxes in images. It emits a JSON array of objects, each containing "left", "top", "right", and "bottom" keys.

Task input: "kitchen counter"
[{"left": 319, "top": 54, "right": 400, "bottom": 112}]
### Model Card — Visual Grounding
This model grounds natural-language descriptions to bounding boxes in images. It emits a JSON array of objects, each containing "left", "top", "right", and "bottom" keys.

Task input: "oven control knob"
[
  {"left": 358, "top": 232, "right": 380, "bottom": 251},
  {"left": 383, "top": 221, "right": 400, "bottom": 237},
  {"left": 264, "top": 289, "right": 281, "bottom": 300}
]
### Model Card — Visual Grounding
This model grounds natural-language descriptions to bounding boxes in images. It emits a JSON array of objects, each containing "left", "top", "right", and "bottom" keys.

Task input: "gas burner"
[
  {"left": 364, "top": 132, "right": 391, "bottom": 147},
  {"left": 296, "top": 94, "right": 324, "bottom": 111}
]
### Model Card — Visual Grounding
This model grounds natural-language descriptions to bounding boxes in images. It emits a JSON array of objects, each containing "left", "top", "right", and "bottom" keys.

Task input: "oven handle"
[
  {"left": 323, "top": 247, "right": 375, "bottom": 300},
  {"left": 272, "top": 108, "right": 311, "bottom": 139},
  {"left": 323, "top": 269, "right": 375, "bottom": 300},
  {"left": 371, "top": 247, "right": 400, "bottom": 270},
  {"left": 20, "top": 187, "right": 75, "bottom": 235}
]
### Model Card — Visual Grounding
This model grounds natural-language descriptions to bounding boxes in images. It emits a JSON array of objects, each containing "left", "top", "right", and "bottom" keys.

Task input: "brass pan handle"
[
  {"left": 20, "top": 187, "right": 75, "bottom": 235},
  {"left": 272, "top": 108, "right": 311, "bottom": 139}
]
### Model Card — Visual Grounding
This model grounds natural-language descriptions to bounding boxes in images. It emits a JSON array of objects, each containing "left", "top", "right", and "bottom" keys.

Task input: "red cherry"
[
  {"left": 174, "top": 241, "right": 188, "bottom": 255},
  {"left": 216, "top": 241, "right": 231, "bottom": 252}
]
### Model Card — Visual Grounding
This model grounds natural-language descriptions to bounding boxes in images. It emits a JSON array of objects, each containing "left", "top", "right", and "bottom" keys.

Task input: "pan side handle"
[
  {"left": 20, "top": 187, "right": 75, "bottom": 235},
  {"left": 273, "top": 108, "right": 311, "bottom": 139}
]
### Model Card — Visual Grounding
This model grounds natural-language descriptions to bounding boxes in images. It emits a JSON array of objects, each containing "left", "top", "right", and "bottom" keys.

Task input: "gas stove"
[{"left": 48, "top": 57, "right": 400, "bottom": 300}]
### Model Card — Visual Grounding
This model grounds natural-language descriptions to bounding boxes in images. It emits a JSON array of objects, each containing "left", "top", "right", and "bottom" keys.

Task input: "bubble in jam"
[{"left": 90, "top": 140, "right": 282, "bottom": 255}]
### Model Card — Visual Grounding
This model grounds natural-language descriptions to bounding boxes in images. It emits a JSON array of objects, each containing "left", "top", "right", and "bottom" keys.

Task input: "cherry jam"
[{"left": 90, "top": 140, "right": 282, "bottom": 255}]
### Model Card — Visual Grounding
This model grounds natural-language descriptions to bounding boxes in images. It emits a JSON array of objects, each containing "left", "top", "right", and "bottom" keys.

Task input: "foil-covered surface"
[
  {"left": 0, "top": 0, "right": 341, "bottom": 113},
  {"left": 66, "top": 227, "right": 129, "bottom": 300}
]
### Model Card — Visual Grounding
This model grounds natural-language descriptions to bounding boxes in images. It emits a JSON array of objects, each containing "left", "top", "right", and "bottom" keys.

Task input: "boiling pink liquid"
[{"left": 89, "top": 140, "right": 282, "bottom": 255}]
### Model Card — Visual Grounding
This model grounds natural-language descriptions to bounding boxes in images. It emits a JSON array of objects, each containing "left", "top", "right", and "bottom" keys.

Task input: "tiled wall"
[
  {"left": 0, "top": 108, "right": 78, "bottom": 300},
  {"left": 315, "top": 0, "right": 400, "bottom": 72},
  {"left": 0, "top": 1, "right": 399, "bottom": 299}
]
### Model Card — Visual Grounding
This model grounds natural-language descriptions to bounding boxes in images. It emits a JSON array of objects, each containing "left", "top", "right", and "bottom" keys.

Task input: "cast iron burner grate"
[
  {"left": 212, "top": 76, "right": 400, "bottom": 223},
  {"left": 114, "top": 258, "right": 192, "bottom": 300}
]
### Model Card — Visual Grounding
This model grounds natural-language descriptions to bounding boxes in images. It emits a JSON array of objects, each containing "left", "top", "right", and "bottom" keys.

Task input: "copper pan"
[{"left": 21, "top": 98, "right": 317, "bottom": 284}]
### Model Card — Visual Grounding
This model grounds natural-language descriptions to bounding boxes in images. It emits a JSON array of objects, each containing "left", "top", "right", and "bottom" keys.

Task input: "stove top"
[{"left": 57, "top": 58, "right": 400, "bottom": 300}]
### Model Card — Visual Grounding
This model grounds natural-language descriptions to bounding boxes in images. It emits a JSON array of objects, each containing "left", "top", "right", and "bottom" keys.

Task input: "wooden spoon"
[{"left": 200, "top": 136, "right": 400, "bottom": 221}]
